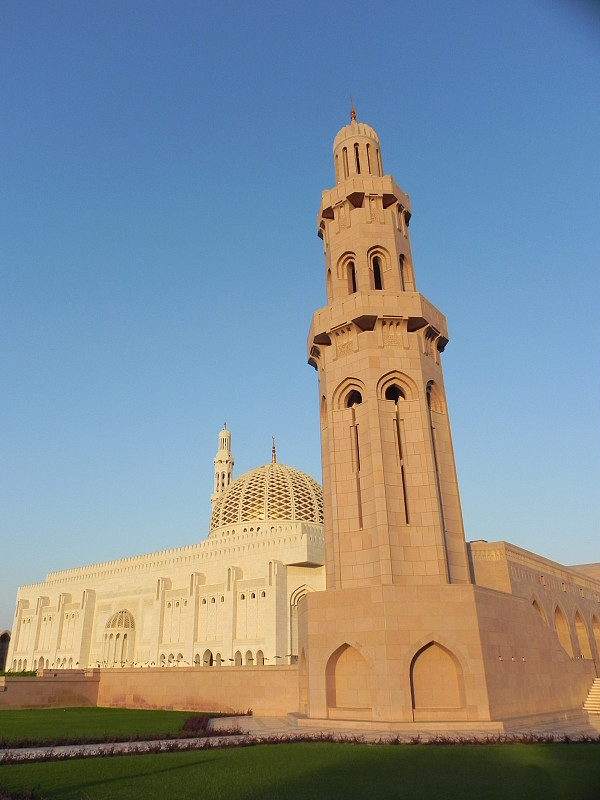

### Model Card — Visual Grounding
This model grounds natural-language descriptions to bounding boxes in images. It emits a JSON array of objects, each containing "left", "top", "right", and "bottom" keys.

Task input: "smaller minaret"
[{"left": 211, "top": 423, "right": 234, "bottom": 508}]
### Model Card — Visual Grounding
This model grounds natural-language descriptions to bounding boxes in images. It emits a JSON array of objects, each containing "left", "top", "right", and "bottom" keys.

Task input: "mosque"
[
  {"left": 4, "top": 111, "right": 600, "bottom": 726},
  {"left": 6, "top": 430, "right": 327, "bottom": 673}
]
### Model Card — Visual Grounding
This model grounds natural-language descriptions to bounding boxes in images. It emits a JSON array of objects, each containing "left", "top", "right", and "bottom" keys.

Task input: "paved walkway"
[
  {"left": 2, "top": 713, "right": 599, "bottom": 763},
  {"left": 210, "top": 711, "right": 600, "bottom": 742}
]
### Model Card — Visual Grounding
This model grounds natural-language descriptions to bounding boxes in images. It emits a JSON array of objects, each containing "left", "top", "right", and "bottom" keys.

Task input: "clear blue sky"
[{"left": 1, "top": 0, "right": 598, "bottom": 630}]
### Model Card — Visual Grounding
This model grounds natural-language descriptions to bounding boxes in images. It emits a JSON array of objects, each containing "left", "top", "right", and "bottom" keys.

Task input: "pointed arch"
[
  {"left": 574, "top": 611, "right": 592, "bottom": 659},
  {"left": 377, "top": 371, "right": 418, "bottom": 402},
  {"left": 325, "top": 643, "right": 371, "bottom": 715},
  {"left": 410, "top": 641, "right": 465, "bottom": 711},
  {"left": 336, "top": 252, "right": 358, "bottom": 295},
  {"left": 332, "top": 377, "right": 366, "bottom": 411},
  {"left": 320, "top": 395, "right": 327, "bottom": 428},
  {"left": 554, "top": 604, "right": 573, "bottom": 656},
  {"left": 290, "top": 585, "right": 315, "bottom": 664},
  {"left": 530, "top": 595, "right": 547, "bottom": 624},
  {"left": 592, "top": 616, "right": 600, "bottom": 659},
  {"left": 366, "top": 246, "right": 390, "bottom": 290},
  {"left": 426, "top": 380, "right": 446, "bottom": 414}
]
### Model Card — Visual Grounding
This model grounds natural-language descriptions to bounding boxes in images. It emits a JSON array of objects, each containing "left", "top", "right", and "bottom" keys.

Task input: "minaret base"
[{"left": 297, "top": 583, "right": 595, "bottom": 724}]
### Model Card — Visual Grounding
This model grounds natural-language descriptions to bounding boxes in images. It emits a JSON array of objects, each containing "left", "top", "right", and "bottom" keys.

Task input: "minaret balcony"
[
  {"left": 318, "top": 175, "right": 410, "bottom": 225},
  {"left": 308, "top": 291, "right": 448, "bottom": 349}
]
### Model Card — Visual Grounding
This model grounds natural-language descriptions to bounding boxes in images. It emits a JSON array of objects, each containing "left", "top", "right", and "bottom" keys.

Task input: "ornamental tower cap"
[{"left": 332, "top": 110, "right": 382, "bottom": 184}]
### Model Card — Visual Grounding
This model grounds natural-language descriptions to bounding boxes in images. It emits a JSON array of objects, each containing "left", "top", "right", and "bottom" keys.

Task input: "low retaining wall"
[
  {"left": 97, "top": 665, "right": 299, "bottom": 715},
  {"left": 0, "top": 671, "right": 99, "bottom": 709},
  {"left": 0, "top": 665, "right": 299, "bottom": 716}
]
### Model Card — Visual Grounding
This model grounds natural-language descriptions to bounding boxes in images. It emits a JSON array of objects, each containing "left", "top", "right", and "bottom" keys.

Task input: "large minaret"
[
  {"left": 211, "top": 424, "right": 234, "bottom": 508},
  {"left": 307, "top": 109, "right": 470, "bottom": 589}
]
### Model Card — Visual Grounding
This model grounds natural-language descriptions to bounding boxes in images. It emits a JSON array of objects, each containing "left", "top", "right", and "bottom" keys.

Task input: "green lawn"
[
  {"left": 0, "top": 708, "right": 193, "bottom": 746},
  {"left": 1, "top": 742, "right": 600, "bottom": 800}
]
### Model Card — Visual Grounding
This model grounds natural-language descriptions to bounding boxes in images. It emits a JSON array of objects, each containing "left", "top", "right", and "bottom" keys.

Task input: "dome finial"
[
  {"left": 350, "top": 95, "right": 356, "bottom": 122},
  {"left": 272, "top": 436, "right": 277, "bottom": 464}
]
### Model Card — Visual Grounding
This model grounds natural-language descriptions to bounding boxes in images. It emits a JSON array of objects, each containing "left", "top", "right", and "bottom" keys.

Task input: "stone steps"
[{"left": 583, "top": 678, "right": 600, "bottom": 714}]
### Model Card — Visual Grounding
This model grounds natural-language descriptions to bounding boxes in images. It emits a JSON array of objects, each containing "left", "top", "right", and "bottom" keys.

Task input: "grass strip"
[
  {"left": 0, "top": 708, "right": 195, "bottom": 747},
  {"left": 1, "top": 742, "right": 600, "bottom": 800}
]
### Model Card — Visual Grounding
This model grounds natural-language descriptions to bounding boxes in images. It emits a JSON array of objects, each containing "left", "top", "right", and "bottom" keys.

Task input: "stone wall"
[
  {"left": 0, "top": 665, "right": 299, "bottom": 716},
  {"left": 0, "top": 671, "right": 99, "bottom": 709},
  {"left": 97, "top": 665, "right": 299, "bottom": 715}
]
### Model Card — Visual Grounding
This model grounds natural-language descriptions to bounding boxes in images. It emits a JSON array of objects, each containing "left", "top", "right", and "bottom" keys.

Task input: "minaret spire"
[
  {"left": 350, "top": 96, "right": 356, "bottom": 122},
  {"left": 271, "top": 436, "right": 277, "bottom": 464},
  {"left": 211, "top": 424, "right": 234, "bottom": 508}
]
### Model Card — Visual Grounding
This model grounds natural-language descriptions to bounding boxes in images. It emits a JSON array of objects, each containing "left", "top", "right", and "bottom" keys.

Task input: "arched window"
[
  {"left": 385, "top": 384, "right": 405, "bottom": 403},
  {"left": 354, "top": 143, "right": 361, "bottom": 174},
  {"left": 346, "top": 390, "right": 362, "bottom": 408},
  {"left": 366, "top": 144, "right": 372, "bottom": 173},
  {"left": 399, "top": 254, "right": 406, "bottom": 291},
  {"left": 373, "top": 257, "right": 383, "bottom": 290},
  {"left": 256, "top": 650, "right": 265, "bottom": 666},
  {"left": 342, "top": 147, "right": 349, "bottom": 178},
  {"left": 245, "top": 650, "right": 254, "bottom": 666},
  {"left": 103, "top": 610, "right": 136, "bottom": 667},
  {"left": 348, "top": 261, "right": 357, "bottom": 294},
  {"left": 234, "top": 650, "right": 242, "bottom": 666}
]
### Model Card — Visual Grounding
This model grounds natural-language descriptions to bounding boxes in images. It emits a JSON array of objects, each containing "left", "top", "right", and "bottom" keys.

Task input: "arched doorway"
[
  {"left": 410, "top": 642, "right": 465, "bottom": 715},
  {"left": 325, "top": 644, "right": 371, "bottom": 719}
]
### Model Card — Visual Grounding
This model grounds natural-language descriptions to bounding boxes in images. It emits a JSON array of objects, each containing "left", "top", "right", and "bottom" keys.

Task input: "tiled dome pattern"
[
  {"left": 209, "top": 463, "right": 323, "bottom": 532},
  {"left": 105, "top": 610, "right": 135, "bottom": 629}
]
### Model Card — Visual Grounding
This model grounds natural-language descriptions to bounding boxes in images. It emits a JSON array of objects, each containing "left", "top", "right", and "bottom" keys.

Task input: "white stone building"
[{"left": 7, "top": 428, "right": 326, "bottom": 671}]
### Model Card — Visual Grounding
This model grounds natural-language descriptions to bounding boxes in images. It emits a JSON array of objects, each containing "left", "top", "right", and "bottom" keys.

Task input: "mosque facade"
[
  {"left": 5, "top": 112, "right": 600, "bottom": 726},
  {"left": 7, "top": 431, "right": 326, "bottom": 672}
]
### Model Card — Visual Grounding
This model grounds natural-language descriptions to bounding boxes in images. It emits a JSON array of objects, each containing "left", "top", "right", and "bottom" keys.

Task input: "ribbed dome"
[
  {"left": 209, "top": 463, "right": 324, "bottom": 532},
  {"left": 333, "top": 120, "right": 380, "bottom": 150}
]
